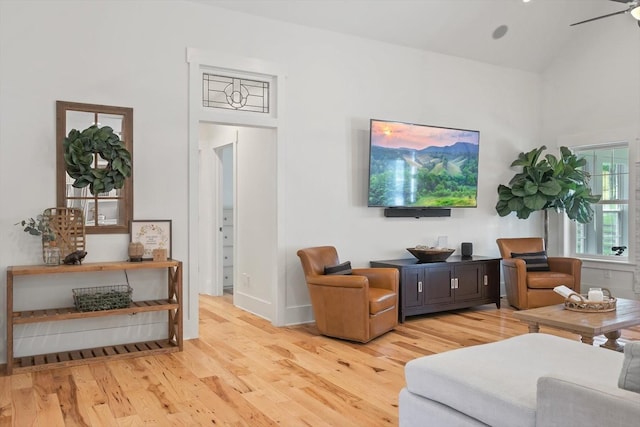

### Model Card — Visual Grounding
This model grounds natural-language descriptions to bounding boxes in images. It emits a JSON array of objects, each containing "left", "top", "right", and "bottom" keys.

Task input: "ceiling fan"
[{"left": 570, "top": 0, "right": 640, "bottom": 27}]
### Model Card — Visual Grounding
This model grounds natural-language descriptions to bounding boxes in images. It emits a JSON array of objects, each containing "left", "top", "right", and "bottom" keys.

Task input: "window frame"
[
  {"left": 562, "top": 131, "right": 636, "bottom": 264},
  {"left": 56, "top": 101, "right": 134, "bottom": 235},
  {"left": 573, "top": 143, "right": 629, "bottom": 259}
]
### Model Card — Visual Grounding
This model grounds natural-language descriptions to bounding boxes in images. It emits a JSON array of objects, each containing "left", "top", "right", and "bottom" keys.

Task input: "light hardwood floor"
[{"left": 2, "top": 294, "right": 640, "bottom": 426}]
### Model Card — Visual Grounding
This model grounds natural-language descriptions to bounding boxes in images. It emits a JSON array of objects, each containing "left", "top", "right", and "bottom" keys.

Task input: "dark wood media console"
[{"left": 370, "top": 256, "right": 501, "bottom": 322}]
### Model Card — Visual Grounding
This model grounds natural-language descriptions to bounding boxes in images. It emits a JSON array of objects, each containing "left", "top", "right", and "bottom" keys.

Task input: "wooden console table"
[
  {"left": 6, "top": 260, "right": 182, "bottom": 375},
  {"left": 371, "top": 256, "right": 501, "bottom": 322}
]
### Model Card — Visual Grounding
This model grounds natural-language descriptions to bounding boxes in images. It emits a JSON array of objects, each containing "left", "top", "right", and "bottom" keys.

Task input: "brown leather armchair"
[
  {"left": 496, "top": 237, "right": 582, "bottom": 310},
  {"left": 296, "top": 246, "right": 399, "bottom": 343}
]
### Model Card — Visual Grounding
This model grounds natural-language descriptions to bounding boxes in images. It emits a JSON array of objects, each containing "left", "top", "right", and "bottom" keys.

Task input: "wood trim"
[{"left": 56, "top": 100, "right": 134, "bottom": 234}]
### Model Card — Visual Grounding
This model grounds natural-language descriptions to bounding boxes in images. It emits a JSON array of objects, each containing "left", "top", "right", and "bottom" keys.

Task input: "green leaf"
[
  {"left": 495, "top": 199, "right": 512, "bottom": 216},
  {"left": 73, "top": 177, "right": 91, "bottom": 188},
  {"left": 508, "top": 197, "right": 524, "bottom": 211},
  {"left": 538, "top": 179, "right": 562, "bottom": 196},
  {"left": 511, "top": 182, "right": 527, "bottom": 197},
  {"left": 523, "top": 193, "right": 548, "bottom": 210},
  {"left": 91, "top": 169, "right": 106, "bottom": 179},
  {"left": 497, "top": 185, "right": 514, "bottom": 201},
  {"left": 510, "top": 146, "right": 546, "bottom": 168},
  {"left": 112, "top": 158, "right": 122, "bottom": 172},
  {"left": 103, "top": 180, "right": 114, "bottom": 193},
  {"left": 515, "top": 207, "right": 533, "bottom": 219},
  {"left": 523, "top": 181, "right": 538, "bottom": 195},
  {"left": 114, "top": 175, "right": 124, "bottom": 189}
]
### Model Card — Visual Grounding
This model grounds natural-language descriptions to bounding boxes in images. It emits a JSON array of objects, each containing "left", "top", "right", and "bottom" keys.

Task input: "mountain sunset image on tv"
[{"left": 368, "top": 119, "right": 479, "bottom": 208}]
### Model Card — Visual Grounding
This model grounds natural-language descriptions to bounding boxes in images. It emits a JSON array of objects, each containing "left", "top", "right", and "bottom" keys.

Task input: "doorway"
[
  {"left": 187, "top": 48, "right": 286, "bottom": 331},
  {"left": 198, "top": 122, "right": 278, "bottom": 321}
]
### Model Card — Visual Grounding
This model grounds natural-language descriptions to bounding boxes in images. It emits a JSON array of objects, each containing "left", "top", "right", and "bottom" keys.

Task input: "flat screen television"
[{"left": 367, "top": 119, "right": 479, "bottom": 208}]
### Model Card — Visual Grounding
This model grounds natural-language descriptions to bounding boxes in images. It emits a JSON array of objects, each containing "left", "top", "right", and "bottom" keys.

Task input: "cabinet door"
[
  {"left": 402, "top": 268, "right": 424, "bottom": 308},
  {"left": 223, "top": 209, "right": 233, "bottom": 225},
  {"left": 223, "top": 246, "right": 233, "bottom": 267},
  {"left": 222, "top": 226, "right": 234, "bottom": 247},
  {"left": 223, "top": 266, "right": 234, "bottom": 287},
  {"left": 423, "top": 265, "right": 454, "bottom": 305},
  {"left": 482, "top": 260, "right": 500, "bottom": 300},
  {"left": 454, "top": 263, "right": 483, "bottom": 302}
]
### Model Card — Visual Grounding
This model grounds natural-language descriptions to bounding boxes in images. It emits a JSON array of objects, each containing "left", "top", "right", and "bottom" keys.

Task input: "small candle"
[{"left": 588, "top": 288, "right": 604, "bottom": 302}]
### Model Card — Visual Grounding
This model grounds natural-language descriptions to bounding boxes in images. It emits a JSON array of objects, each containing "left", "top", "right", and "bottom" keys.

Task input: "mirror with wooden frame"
[{"left": 56, "top": 101, "right": 133, "bottom": 234}]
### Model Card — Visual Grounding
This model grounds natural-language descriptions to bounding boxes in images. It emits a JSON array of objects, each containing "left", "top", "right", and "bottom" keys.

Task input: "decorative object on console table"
[
  {"left": 63, "top": 250, "right": 88, "bottom": 265},
  {"left": 461, "top": 242, "right": 473, "bottom": 258},
  {"left": 371, "top": 256, "right": 501, "bottom": 322},
  {"left": 73, "top": 284, "right": 132, "bottom": 312},
  {"left": 130, "top": 220, "right": 172, "bottom": 260},
  {"left": 42, "top": 207, "right": 86, "bottom": 261},
  {"left": 128, "top": 241, "right": 144, "bottom": 262},
  {"left": 406, "top": 246, "right": 455, "bottom": 263},
  {"left": 16, "top": 211, "right": 57, "bottom": 263},
  {"left": 43, "top": 241, "right": 61, "bottom": 266},
  {"left": 152, "top": 248, "right": 168, "bottom": 262}
]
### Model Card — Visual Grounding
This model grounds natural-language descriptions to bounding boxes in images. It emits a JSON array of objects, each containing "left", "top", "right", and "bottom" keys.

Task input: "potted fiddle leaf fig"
[{"left": 495, "top": 145, "right": 601, "bottom": 246}]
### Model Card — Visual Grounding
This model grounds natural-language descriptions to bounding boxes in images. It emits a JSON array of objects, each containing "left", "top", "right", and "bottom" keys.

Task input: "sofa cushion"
[
  {"left": 404, "top": 333, "right": 623, "bottom": 427},
  {"left": 368, "top": 287, "right": 395, "bottom": 315},
  {"left": 537, "top": 375, "right": 640, "bottom": 427},
  {"left": 526, "top": 271, "right": 575, "bottom": 289},
  {"left": 619, "top": 341, "right": 640, "bottom": 393},
  {"left": 511, "top": 250, "right": 550, "bottom": 271}
]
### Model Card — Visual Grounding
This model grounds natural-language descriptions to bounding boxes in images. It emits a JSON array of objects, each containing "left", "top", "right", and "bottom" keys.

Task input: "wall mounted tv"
[{"left": 368, "top": 119, "right": 479, "bottom": 209}]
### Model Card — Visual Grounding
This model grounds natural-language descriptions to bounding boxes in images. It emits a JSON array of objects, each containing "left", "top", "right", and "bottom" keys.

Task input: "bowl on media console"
[{"left": 406, "top": 247, "right": 455, "bottom": 263}]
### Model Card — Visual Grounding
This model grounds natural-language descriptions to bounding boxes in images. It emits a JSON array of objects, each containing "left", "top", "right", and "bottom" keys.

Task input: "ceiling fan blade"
[
  {"left": 570, "top": 9, "right": 628, "bottom": 26},
  {"left": 608, "top": 0, "right": 632, "bottom": 3}
]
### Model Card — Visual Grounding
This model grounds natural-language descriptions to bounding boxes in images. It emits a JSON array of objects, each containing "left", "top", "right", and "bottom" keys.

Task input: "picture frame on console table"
[{"left": 130, "top": 220, "right": 172, "bottom": 260}]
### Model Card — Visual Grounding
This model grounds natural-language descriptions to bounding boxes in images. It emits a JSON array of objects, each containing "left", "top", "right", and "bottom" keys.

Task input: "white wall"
[
  {"left": 540, "top": 20, "right": 640, "bottom": 298},
  {"left": 0, "top": 0, "right": 545, "bottom": 362}
]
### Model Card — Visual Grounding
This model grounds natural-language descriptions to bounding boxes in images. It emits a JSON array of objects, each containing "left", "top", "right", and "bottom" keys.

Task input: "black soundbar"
[{"left": 384, "top": 208, "right": 451, "bottom": 218}]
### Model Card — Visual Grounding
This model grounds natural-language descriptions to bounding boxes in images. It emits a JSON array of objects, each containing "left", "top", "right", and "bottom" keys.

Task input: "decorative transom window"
[{"left": 202, "top": 73, "right": 269, "bottom": 113}]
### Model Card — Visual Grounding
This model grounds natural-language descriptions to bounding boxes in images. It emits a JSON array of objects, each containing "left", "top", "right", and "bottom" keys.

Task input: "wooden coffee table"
[{"left": 512, "top": 298, "right": 640, "bottom": 351}]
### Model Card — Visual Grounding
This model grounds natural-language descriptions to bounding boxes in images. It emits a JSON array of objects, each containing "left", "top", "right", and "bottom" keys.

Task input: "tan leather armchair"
[
  {"left": 296, "top": 246, "right": 399, "bottom": 343},
  {"left": 496, "top": 238, "right": 582, "bottom": 310}
]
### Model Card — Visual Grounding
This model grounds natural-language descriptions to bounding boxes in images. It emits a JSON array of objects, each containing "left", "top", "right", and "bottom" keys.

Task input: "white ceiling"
[{"left": 192, "top": 0, "right": 639, "bottom": 73}]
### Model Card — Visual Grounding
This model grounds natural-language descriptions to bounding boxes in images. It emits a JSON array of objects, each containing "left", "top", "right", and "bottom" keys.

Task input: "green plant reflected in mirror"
[{"left": 56, "top": 101, "right": 134, "bottom": 234}]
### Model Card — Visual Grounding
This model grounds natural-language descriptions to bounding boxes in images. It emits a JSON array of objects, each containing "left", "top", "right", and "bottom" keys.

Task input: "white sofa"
[{"left": 399, "top": 333, "right": 640, "bottom": 427}]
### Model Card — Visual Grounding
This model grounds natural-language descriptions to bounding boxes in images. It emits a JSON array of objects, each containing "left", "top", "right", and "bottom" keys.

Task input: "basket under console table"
[
  {"left": 6, "top": 260, "right": 183, "bottom": 375},
  {"left": 371, "top": 256, "right": 501, "bottom": 322}
]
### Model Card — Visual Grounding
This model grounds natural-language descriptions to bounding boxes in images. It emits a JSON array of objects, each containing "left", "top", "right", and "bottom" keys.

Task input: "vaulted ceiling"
[{"left": 193, "top": 0, "right": 639, "bottom": 73}]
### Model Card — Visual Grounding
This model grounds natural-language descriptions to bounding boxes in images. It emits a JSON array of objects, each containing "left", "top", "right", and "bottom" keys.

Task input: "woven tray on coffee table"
[{"left": 564, "top": 288, "right": 616, "bottom": 313}]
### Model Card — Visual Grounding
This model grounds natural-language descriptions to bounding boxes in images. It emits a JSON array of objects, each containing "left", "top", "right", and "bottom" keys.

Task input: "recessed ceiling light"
[{"left": 492, "top": 25, "right": 509, "bottom": 39}]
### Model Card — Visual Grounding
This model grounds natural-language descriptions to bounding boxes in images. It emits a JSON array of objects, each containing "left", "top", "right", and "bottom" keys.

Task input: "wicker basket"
[
  {"left": 564, "top": 288, "right": 617, "bottom": 312},
  {"left": 42, "top": 207, "right": 86, "bottom": 261},
  {"left": 73, "top": 284, "right": 132, "bottom": 312}
]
